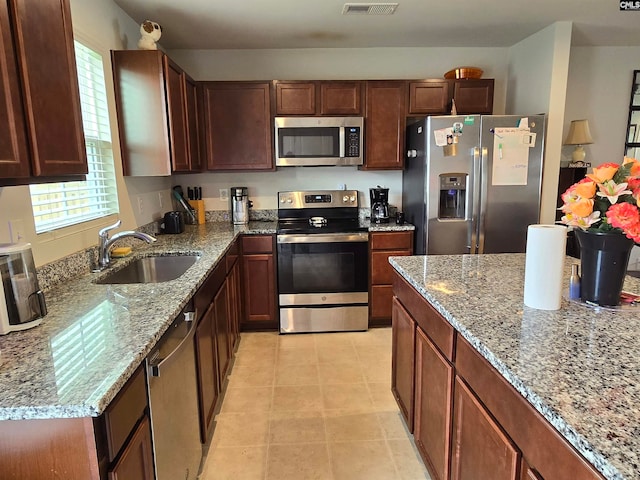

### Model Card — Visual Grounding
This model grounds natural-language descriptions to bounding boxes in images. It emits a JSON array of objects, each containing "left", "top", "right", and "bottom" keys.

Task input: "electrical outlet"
[
  {"left": 137, "top": 196, "right": 144, "bottom": 215},
  {"left": 219, "top": 188, "right": 228, "bottom": 201},
  {"left": 8, "top": 219, "right": 25, "bottom": 243}
]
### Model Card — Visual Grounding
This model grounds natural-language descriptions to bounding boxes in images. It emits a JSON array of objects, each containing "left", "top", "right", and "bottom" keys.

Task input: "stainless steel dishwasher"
[{"left": 146, "top": 301, "right": 202, "bottom": 480}]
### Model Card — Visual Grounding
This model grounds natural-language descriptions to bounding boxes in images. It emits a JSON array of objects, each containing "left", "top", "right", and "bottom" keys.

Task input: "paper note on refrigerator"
[{"left": 491, "top": 128, "right": 531, "bottom": 186}]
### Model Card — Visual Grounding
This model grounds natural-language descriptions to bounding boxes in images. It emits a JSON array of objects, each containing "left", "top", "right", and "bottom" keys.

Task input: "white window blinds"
[{"left": 29, "top": 41, "right": 119, "bottom": 233}]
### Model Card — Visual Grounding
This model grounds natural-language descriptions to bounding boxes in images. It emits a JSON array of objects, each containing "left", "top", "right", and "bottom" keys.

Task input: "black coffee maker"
[{"left": 370, "top": 186, "right": 390, "bottom": 224}]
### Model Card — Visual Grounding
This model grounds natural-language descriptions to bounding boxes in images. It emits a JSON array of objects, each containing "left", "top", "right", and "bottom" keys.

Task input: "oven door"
[{"left": 277, "top": 232, "right": 369, "bottom": 333}]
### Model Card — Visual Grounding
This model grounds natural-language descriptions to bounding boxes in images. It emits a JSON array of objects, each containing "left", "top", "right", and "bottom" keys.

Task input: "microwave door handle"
[{"left": 339, "top": 127, "right": 345, "bottom": 158}]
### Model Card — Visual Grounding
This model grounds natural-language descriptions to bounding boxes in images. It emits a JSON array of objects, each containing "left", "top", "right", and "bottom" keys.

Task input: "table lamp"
[{"left": 564, "top": 119, "right": 594, "bottom": 163}]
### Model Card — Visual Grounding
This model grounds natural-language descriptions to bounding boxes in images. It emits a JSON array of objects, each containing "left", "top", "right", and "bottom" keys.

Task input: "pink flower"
[
  {"left": 596, "top": 180, "right": 631, "bottom": 204},
  {"left": 562, "top": 211, "right": 601, "bottom": 229},
  {"left": 606, "top": 202, "right": 640, "bottom": 239}
]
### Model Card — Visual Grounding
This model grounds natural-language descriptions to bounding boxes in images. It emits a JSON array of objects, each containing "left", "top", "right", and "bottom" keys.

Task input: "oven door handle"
[{"left": 277, "top": 233, "right": 369, "bottom": 243}]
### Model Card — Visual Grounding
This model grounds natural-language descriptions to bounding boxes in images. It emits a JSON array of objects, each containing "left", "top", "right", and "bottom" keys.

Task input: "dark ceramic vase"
[{"left": 575, "top": 229, "right": 634, "bottom": 306}]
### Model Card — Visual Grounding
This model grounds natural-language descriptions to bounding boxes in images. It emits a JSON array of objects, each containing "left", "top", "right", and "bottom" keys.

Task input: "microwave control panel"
[{"left": 346, "top": 127, "right": 361, "bottom": 157}]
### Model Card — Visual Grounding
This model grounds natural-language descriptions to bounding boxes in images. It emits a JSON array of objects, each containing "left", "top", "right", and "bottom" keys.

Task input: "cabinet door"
[
  {"left": 184, "top": 74, "right": 203, "bottom": 172},
  {"left": 275, "top": 81, "right": 316, "bottom": 115},
  {"left": 408, "top": 80, "right": 449, "bottom": 114},
  {"left": 391, "top": 298, "right": 415, "bottom": 430},
  {"left": 195, "top": 303, "right": 218, "bottom": 443},
  {"left": 452, "top": 79, "right": 494, "bottom": 114},
  {"left": 10, "top": 0, "right": 87, "bottom": 177},
  {"left": 364, "top": 80, "right": 406, "bottom": 169},
  {"left": 226, "top": 259, "right": 241, "bottom": 353},
  {"left": 414, "top": 327, "right": 454, "bottom": 480},
  {"left": 521, "top": 460, "right": 544, "bottom": 480},
  {"left": 242, "top": 253, "right": 277, "bottom": 327},
  {"left": 108, "top": 415, "right": 154, "bottom": 480},
  {"left": 203, "top": 82, "right": 274, "bottom": 170},
  {"left": 214, "top": 281, "right": 230, "bottom": 383},
  {"left": 164, "top": 57, "right": 190, "bottom": 172},
  {"left": 451, "top": 376, "right": 520, "bottom": 480},
  {"left": 320, "top": 81, "right": 362, "bottom": 115},
  {"left": 0, "top": 0, "right": 29, "bottom": 179}
]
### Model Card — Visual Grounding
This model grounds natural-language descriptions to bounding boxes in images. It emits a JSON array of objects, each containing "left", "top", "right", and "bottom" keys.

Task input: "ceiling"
[{"left": 113, "top": 0, "right": 640, "bottom": 50}]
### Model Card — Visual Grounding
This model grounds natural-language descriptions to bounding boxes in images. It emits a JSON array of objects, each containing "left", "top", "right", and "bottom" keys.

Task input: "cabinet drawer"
[
  {"left": 370, "top": 231, "right": 413, "bottom": 250},
  {"left": 371, "top": 250, "right": 411, "bottom": 285},
  {"left": 242, "top": 235, "right": 274, "bottom": 254},
  {"left": 456, "top": 338, "right": 604, "bottom": 480},
  {"left": 104, "top": 365, "right": 148, "bottom": 462},
  {"left": 393, "top": 272, "right": 455, "bottom": 361}
]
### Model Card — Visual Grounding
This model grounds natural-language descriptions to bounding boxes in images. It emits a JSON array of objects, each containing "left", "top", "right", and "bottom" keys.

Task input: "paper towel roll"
[{"left": 523, "top": 224, "right": 567, "bottom": 310}]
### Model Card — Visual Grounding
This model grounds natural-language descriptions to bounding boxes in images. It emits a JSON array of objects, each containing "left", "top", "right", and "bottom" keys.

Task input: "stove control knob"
[
  {"left": 349, "top": 195, "right": 356, "bottom": 202},
  {"left": 280, "top": 198, "right": 286, "bottom": 203},
  {"left": 286, "top": 198, "right": 292, "bottom": 203},
  {"left": 343, "top": 195, "right": 349, "bottom": 203}
]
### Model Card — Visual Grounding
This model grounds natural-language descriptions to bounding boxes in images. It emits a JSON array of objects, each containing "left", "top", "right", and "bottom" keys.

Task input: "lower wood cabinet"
[
  {"left": 391, "top": 297, "right": 415, "bottom": 430},
  {"left": 195, "top": 301, "right": 219, "bottom": 443},
  {"left": 391, "top": 269, "right": 606, "bottom": 480},
  {"left": 108, "top": 415, "right": 154, "bottom": 480},
  {"left": 451, "top": 376, "right": 519, "bottom": 480},
  {"left": 414, "top": 327, "right": 454, "bottom": 480},
  {"left": 369, "top": 231, "right": 413, "bottom": 326},
  {"left": 241, "top": 235, "right": 277, "bottom": 330}
]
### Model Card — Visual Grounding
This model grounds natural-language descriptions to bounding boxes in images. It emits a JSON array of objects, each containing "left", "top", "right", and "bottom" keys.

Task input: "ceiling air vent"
[{"left": 342, "top": 3, "right": 399, "bottom": 15}]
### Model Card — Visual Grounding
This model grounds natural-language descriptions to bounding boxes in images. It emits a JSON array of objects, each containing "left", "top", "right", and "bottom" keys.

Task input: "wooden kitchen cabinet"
[
  {"left": 194, "top": 302, "right": 219, "bottom": 442},
  {"left": 0, "top": 0, "right": 87, "bottom": 185},
  {"left": 112, "top": 50, "right": 200, "bottom": 175},
  {"left": 408, "top": 80, "right": 450, "bottom": 114},
  {"left": 108, "top": 415, "right": 154, "bottom": 480},
  {"left": 214, "top": 281, "right": 230, "bottom": 381},
  {"left": 202, "top": 81, "right": 274, "bottom": 171},
  {"left": 274, "top": 80, "right": 362, "bottom": 115},
  {"left": 451, "top": 376, "right": 520, "bottom": 480},
  {"left": 391, "top": 297, "right": 415, "bottom": 431},
  {"left": 451, "top": 78, "right": 494, "bottom": 114},
  {"left": 241, "top": 235, "right": 278, "bottom": 330},
  {"left": 363, "top": 80, "right": 407, "bottom": 169},
  {"left": 226, "top": 239, "right": 242, "bottom": 353},
  {"left": 184, "top": 74, "right": 204, "bottom": 172},
  {"left": 414, "top": 327, "right": 454, "bottom": 480},
  {"left": 369, "top": 231, "right": 413, "bottom": 325}
]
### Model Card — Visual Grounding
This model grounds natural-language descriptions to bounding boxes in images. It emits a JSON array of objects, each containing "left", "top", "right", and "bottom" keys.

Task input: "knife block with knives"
[{"left": 187, "top": 186, "right": 206, "bottom": 224}]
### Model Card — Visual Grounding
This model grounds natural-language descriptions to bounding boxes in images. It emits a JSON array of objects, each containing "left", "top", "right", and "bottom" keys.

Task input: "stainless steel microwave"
[{"left": 274, "top": 117, "right": 364, "bottom": 166}]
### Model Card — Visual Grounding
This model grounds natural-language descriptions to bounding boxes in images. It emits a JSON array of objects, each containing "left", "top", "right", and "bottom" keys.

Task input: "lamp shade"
[{"left": 564, "top": 119, "right": 594, "bottom": 145}]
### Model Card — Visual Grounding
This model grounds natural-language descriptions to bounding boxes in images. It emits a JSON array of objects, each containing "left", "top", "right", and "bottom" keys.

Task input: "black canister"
[{"left": 161, "top": 211, "right": 184, "bottom": 234}]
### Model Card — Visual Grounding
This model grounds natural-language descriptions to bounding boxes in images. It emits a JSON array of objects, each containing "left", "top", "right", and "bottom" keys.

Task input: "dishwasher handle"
[{"left": 149, "top": 311, "right": 196, "bottom": 377}]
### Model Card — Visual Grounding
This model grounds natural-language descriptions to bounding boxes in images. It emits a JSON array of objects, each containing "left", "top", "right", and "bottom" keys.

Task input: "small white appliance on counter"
[{"left": 0, "top": 243, "right": 47, "bottom": 334}]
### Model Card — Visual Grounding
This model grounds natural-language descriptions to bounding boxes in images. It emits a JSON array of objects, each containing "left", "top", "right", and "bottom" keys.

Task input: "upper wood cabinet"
[
  {"left": 408, "top": 80, "right": 450, "bottom": 115},
  {"left": 0, "top": 0, "right": 87, "bottom": 184},
  {"left": 201, "top": 82, "right": 274, "bottom": 171},
  {"left": 274, "top": 80, "right": 363, "bottom": 116},
  {"left": 112, "top": 50, "right": 200, "bottom": 175},
  {"left": 362, "top": 80, "right": 407, "bottom": 170},
  {"left": 451, "top": 78, "right": 494, "bottom": 114}
]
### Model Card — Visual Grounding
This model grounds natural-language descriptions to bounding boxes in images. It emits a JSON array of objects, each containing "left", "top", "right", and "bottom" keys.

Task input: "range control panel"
[{"left": 278, "top": 190, "right": 359, "bottom": 209}]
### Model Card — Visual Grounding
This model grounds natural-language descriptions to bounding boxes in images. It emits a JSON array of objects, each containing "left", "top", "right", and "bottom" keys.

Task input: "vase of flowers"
[{"left": 560, "top": 158, "right": 639, "bottom": 306}]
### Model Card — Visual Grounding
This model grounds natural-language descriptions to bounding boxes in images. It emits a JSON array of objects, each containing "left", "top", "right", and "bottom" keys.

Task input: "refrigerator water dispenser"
[{"left": 438, "top": 174, "right": 467, "bottom": 220}]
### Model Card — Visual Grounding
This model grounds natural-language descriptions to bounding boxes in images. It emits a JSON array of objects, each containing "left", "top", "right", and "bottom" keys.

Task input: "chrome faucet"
[{"left": 97, "top": 220, "right": 157, "bottom": 270}]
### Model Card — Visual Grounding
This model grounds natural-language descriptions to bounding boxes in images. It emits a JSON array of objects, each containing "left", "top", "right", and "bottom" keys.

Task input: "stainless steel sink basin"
[{"left": 95, "top": 254, "right": 201, "bottom": 284}]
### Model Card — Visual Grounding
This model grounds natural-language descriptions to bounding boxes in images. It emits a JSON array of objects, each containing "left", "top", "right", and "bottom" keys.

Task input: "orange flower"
[
  {"left": 623, "top": 156, "right": 640, "bottom": 177},
  {"left": 567, "top": 197, "right": 594, "bottom": 217},
  {"left": 587, "top": 163, "right": 619, "bottom": 183},
  {"left": 574, "top": 178, "right": 596, "bottom": 199}
]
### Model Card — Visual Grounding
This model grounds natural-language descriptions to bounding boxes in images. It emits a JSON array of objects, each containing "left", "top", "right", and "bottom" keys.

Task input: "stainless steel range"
[{"left": 277, "top": 190, "right": 368, "bottom": 333}]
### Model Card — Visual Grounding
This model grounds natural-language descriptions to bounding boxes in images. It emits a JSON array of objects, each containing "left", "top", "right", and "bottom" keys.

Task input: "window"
[{"left": 29, "top": 41, "right": 119, "bottom": 233}]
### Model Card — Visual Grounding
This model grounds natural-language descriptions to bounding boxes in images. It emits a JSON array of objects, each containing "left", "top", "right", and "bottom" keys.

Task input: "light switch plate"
[
  {"left": 9, "top": 219, "right": 25, "bottom": 243},
  {"left": 219, "top": 188, "right": 228, "bottom": 201}
]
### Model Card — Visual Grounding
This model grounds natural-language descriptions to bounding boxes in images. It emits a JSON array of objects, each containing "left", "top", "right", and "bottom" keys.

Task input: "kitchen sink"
[{"left": 95, "top": 254, "right": 201, "bottom": 284}]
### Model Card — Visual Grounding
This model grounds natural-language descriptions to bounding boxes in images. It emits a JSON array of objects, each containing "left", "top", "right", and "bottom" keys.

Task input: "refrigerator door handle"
[
  {"left": 477, "top": 146, "right": 489, "bottom": 254},
  {"left": 470, "top": 147, "right": 481, "bottom": 254}
]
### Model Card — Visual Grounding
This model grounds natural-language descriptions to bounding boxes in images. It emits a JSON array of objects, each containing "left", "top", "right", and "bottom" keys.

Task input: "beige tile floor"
[{"left": 198, "top": 328, "right": 431, "bottom": 480}]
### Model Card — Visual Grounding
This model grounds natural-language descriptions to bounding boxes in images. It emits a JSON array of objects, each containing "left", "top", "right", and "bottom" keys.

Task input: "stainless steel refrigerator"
[{"left": 402, "top": 114, "right": 545, "bottom": 255}]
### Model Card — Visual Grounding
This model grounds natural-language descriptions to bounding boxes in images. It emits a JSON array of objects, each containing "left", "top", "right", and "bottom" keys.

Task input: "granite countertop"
[
  {"left": 389, "top": 254, "right": 640, "bottom": 480},
  {"left": 0, "top": 220, "right": 413, "bottom": 422},
  {"left": 0, "top": 221, "right": 275, "bottom": 421}
]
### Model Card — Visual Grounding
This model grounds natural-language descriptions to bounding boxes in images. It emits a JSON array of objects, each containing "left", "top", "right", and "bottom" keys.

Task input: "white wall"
[
  {"left": 0, "top": 0, "right": 170, "bottom": 266},
  {"left": 507, "top": 22, "right": 572, "bottom": 225}
]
